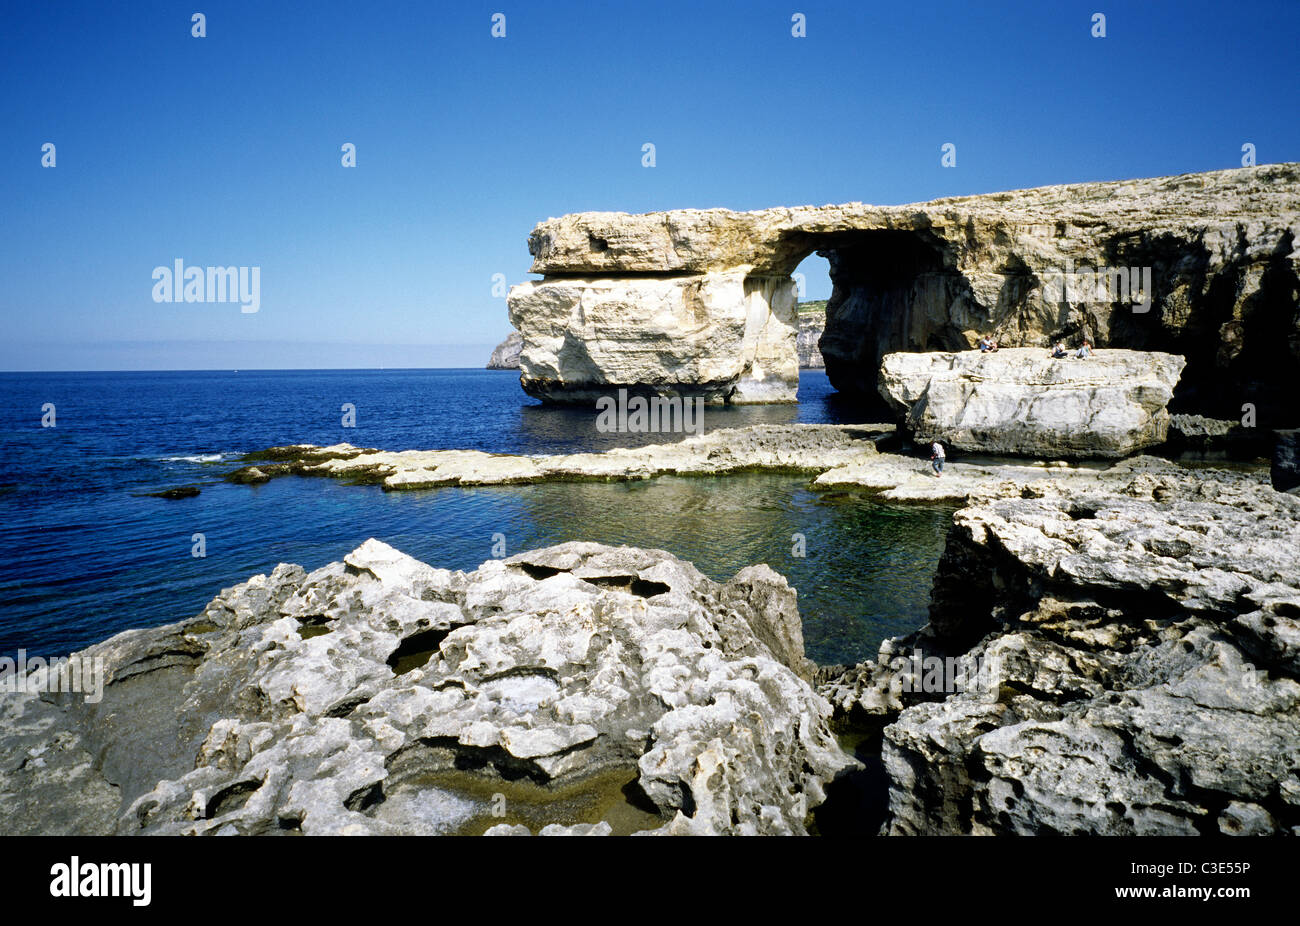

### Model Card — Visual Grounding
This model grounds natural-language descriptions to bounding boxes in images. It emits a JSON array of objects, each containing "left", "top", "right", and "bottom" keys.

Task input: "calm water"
[{"left": 0, "top": 369, "right": 953, "bottom": 665}]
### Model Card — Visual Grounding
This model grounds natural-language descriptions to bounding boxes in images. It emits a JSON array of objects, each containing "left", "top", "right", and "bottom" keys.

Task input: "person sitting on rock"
[
  {"left": 978, "top": 335, "right": 993, "bottom": 352},
  {"left": 1052, "top": 341, "right": 1068, "bottom": 358},
  {"left": 930, "top": 441, "right": 946, "bottom": 477},
  {"left": 1075, "top": 340, "right": 1092, "bottom": 359}
]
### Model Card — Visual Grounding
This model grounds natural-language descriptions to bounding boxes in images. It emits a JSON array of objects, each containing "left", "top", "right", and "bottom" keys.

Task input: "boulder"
[
  {"left": 145, "top": 485, "right": 201, "bottom": 499},
  {"left": 0, "top": 541, "right": 852, "bottom": 835},
  {"left": 877, "top": 348, "right": 1185, "bottom": 458}
]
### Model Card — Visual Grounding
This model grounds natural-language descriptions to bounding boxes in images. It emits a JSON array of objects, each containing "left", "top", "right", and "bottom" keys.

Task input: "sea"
[{"left": 0, "top": 369, "right": 955, "bottom": 666}]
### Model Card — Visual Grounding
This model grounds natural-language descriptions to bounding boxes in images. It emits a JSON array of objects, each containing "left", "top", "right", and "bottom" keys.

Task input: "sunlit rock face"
[
  {"left": 508, "top": 272, "right": 799, "bottom": 404},
  {"left": 0, "top": 541, "right": 851, "bottom": 836},
  {"left": 819, "top": 463, "right": 1300, "bottom": 835},
  {"left": 510, "top": 164, "right": 1299, "bottom": 421},
  {"left": 878, "top": 348, "right": 1186, "bottom": 458}
]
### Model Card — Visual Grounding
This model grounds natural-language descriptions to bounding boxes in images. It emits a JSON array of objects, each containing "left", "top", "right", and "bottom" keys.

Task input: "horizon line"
[{"left": 0, "top": 366, "right": 520, "bottom": 375}]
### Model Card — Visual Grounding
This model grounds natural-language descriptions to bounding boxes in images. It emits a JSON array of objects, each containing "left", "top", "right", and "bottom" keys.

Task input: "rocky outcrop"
[
  {"left": 510, "top": 164, "right": 1300, "bottom": 420},
  {"left": 1163, "top": 413, "right": 1272, "bottom": 459},
  {"left": 225, "top": 424, "right": 889, "bottom": 490},
  {"left": 486, "top": 331, "right": 522, "bottom": 369},
  {"left": 815, "top": 452, "right": 1163, "bottom": 503},
  {"left": 798, "top": 310, "right": 825, "bottom": 368},
  {"left": 226, "top": 422, "right": 1259, "bottom": 504},
  {"left": 819, "top": 463, "right": 1300, "bottom": 835},
  {"left": 508, "top": 273, "right": 800, "bottom": 404},
  {"left": 877, "top": 348, "right": 1185, "bottom": 458},
  {"left": 0, "top": 541, "right": 851, "bottom": 835},
  {"left": 1274, "top": 430, "right": 1300, "bottom": 492}
]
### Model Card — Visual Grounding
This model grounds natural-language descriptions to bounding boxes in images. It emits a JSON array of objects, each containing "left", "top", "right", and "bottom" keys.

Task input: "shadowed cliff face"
[
  {"left": 512, "top": 164, "right": 1300, "bottom": 424},
  {"left": 1103, "top": 229, "right": 1300, "bottom": 421},
  {"left": 809, "top": 225, "right": 1299, "bottom": 425},
  {"left": 811, "top": 231, "right": 972, "bottom": 408}
]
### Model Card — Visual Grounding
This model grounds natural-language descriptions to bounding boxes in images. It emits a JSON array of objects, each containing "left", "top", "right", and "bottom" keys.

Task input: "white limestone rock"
[
  {"left": 0, "top": 541, "right": 853, "bottom": 836},
  {"left": 877, "top": 348, "right": 1185, "bottom": 458},
  {"left": 818, "top": 465, "right": 1300, "bottom": 835},
  {"left": 511, "top": 164, "right": 1299, "bottom": 415},
  {"left": 507, "top": 272, "right": 798, "bottom": 404}
]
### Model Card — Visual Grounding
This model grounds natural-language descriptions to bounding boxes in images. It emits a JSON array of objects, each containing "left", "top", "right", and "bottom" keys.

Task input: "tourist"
[
  {"left": 1052, "top": 341, "right": 1068, "bottom": 358},
  {"left": 930, "top": 440, "right": 946, "bottom": 477},
  {"left": 978, "top": 335, "right": 993, "bottom": 352},
  {"left": 1076, "top": 340, "right": 1092, "bottom": 359}
]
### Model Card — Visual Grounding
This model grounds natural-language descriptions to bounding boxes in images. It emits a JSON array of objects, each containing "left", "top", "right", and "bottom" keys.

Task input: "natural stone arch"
[
  {"left": 765, "top": 228, "right": 981, "bottom": 403},
  {"left": 507, "top": 164, "right": 1300, "bottom": 422}
]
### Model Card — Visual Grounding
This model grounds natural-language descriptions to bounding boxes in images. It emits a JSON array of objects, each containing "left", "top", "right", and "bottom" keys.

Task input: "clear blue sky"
[{"left": 2, "top": 0, "right": 1296, "bottom": 370}]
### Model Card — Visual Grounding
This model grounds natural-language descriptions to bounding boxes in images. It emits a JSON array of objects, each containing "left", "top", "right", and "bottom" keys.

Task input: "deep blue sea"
[{"left": 0, "top": 369, "right": 954, "bottom": 666}]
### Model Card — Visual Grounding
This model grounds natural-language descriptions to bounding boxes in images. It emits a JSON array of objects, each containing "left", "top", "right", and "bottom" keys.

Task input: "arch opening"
[{"left": 772, "top": 229, "right": 976, "bottom": 411}]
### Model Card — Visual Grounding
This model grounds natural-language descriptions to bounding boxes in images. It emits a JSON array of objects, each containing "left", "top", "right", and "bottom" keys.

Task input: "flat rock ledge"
[
  {"left": 227, "top": 423, "right": 1264, "bottom": 508},
  {"left": 818, "top": 465, "right": 1300, "bottom": 835},
  {"left": 226, "top": 424, "right": 892, "bottom": 490},
  {"left": 878, "top": 348, "right": 1186, "bottom": 458},
  {"left": 0, "top": 541, "right": 849, "bottom": 836}
]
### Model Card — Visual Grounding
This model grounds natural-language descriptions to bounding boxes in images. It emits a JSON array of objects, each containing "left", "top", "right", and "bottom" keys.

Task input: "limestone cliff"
[
  {"left": 797, "top": 304, "right": 825, "bottom": 368},
  {"left": 509, "top": 164, "right": 1299, "bottom": 421},
  {"left": 486, "top": 331, "right": 522, "bottom": 369}
]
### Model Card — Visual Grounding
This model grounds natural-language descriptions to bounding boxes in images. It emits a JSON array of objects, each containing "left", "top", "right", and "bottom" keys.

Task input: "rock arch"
[{"left": 506, "top": 163, "right": 1300, "bottom": 422}]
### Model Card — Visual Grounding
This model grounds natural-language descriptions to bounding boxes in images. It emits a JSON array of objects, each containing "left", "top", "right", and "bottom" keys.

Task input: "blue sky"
[{"left": 2, "top": 0, "right": 1296, "bottom": 370}]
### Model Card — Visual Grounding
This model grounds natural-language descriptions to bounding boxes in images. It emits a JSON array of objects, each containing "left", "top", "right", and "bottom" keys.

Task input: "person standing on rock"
[{"left": 930, "top": 440, "right": 946, "bottom": 477}]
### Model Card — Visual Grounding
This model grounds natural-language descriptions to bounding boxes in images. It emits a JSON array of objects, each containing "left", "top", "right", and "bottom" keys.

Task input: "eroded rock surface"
[
  {"left": 225, "top": 424, "right": 888, "bottom": 490},
  {"left": 819, "top": 465, "right": 1300, "bottom": 835},
  {"left": 0, "top": 541, "right": 850, "bottom": 835},
  {"left": 878, "top": 348, "right": 1185, "bottom": 457},
  {"left": 509, "top": 273, "right": 799, "bottom": 404}
]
